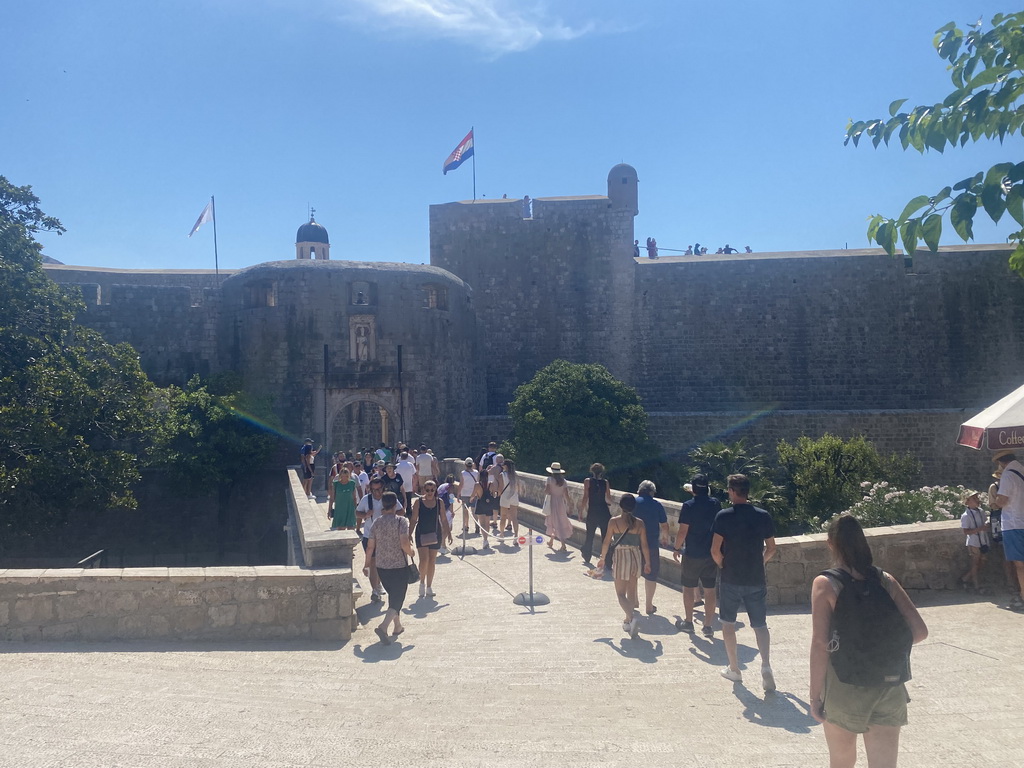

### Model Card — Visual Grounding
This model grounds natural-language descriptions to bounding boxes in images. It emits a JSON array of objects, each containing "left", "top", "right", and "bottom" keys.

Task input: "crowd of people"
[{"left": 300, "top": 439, "right": 1024, "bottom": 766}]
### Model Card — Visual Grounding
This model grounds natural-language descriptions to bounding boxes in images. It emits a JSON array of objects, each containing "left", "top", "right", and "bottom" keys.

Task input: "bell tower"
[{"left": 295, "top": 210, "right": 331, "bottom": 260}]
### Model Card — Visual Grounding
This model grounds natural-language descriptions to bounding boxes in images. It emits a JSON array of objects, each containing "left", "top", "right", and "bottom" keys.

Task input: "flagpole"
[
  {"left": 472, "top": 126, "right": 476, "bottom": 202},
  {"left": 210, "top": 195, "right": 220, "bottom": 285}
]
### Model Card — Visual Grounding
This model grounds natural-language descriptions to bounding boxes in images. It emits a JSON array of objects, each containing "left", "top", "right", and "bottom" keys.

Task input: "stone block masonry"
[{"left": 0, "top": 566, "right": 354, "bottom": 642}]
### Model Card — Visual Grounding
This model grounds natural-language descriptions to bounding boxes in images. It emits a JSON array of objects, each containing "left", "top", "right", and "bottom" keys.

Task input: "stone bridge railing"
[
  {"left": 440, "top": 464, "right": 990, "bottom": 605},
  {"left": 0, "top": 469, "right": 360, "bottom": 642}
]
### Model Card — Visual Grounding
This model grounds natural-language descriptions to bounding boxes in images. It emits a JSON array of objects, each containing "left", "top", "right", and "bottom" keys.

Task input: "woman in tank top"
[
  {"left": 597, "top": 494, "right": 651, "bottom": 638},
  {"left": 410, "top": 480, "right": 451, "bottom": 598},
  {"left": 579, "top": 462, "right": 613, "bottom": 566}
]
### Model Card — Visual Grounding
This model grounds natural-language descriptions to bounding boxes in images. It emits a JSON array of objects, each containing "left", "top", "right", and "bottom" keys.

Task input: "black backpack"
[{"left": 822, "top": 568, "right": 913, "bottom": 687}]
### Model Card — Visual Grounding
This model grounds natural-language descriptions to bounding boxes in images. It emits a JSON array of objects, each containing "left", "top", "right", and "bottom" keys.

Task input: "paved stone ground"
[{"left": 1, "top": 525, "right": 1022, "bottom": 767}]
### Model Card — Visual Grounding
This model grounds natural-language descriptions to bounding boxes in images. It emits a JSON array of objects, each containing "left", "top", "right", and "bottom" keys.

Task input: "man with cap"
[
  {"left": 993, "top": 449, "right": 1024, "bottom": 610},
  {"left": 672, "top": 474, "right": 722, "bottom": 636}
]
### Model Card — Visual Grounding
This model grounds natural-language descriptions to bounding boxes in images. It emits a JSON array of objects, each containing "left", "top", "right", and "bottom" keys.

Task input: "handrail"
[{"left": 77, "top": 550, "right": 107, "bottom": 568}]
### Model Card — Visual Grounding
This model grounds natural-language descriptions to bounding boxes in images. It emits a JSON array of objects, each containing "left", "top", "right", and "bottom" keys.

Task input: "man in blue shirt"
[
  {"left": 634, "top": 480, "right": 669, "bottom": 615},
  {"left": 712, "top": 473, "right": 777, "bottom": 691},
  {"left": 672, "top": 474, "right": 722, "bottom": 636}
]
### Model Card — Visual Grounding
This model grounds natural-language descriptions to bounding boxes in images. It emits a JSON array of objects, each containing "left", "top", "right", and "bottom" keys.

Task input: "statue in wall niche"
[
  {"left": 349, "top": 315, "right": 376, "bottom": 363},
  {"left": 356, "top": 325, "right": 370, "bottom": 361}
]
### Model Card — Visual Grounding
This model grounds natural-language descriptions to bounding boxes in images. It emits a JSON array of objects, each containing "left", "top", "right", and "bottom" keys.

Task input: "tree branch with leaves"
[{"left": 847, "top": 12, "right": 1024, "bottom": 271}]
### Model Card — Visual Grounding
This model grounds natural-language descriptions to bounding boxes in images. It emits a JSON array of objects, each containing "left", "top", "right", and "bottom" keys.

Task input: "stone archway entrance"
[
  {"left": 325, "top": 390, "right": 404, "bottom": 455},
  {"left": 331, "top": 401, "right": 394, "bottom": 454}
]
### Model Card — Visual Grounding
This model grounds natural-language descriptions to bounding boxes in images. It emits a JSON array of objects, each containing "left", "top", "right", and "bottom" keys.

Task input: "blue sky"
[{"left": 2, "top": 1, "right": 1016, "bottom": 270}]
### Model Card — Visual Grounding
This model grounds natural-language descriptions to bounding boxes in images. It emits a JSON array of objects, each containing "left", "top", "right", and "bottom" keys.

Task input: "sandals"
[{"left": 374, "top": 626, "right": 391, "bottom": 645}]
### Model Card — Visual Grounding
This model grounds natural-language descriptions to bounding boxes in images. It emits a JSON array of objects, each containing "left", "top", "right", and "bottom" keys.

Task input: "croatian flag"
[{"left": 443, "top": 130, "right": 474, "bottom": 175}]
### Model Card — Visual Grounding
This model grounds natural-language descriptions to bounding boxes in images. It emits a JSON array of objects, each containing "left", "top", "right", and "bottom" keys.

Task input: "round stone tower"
[
  {"left": 607, "top": 163, "right": 639, "bottom": 217},
  {"left": 296, "top": 214, "right": 330, "bottom": 260}
]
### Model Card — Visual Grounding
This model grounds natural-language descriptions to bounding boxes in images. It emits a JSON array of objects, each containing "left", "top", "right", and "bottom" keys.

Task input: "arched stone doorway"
[{"left": 331, "top": 401, "right": 395, "bottom": 454}]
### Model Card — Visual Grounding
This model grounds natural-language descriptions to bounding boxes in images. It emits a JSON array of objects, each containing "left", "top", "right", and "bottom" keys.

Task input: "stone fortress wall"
[
  {"left": 429, "top": 169, "right": 1024, "bottom": 485},
  {"left": 43, "top": 164, "right": 1024, "bottom": 486}
]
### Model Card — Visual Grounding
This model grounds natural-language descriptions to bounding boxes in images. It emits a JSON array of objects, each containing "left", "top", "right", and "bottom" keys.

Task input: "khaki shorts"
[{"left": 823, "top": 663, "right": 909, "bottom": 734}]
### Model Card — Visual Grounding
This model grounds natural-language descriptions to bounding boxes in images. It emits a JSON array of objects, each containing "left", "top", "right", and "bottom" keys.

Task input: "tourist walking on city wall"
[
  {"left": 545, "top": 462, "right": 573, "bottom": 552},
  {"left": 634, "top": 480, "right": 669, "bottom": 615},
  {"left": 474, "top": 463, "right": 499, "bottom": 549},
  {"left": 672, "top": 474, "right": 721, "bottom": 636},
  {"left": 356, "top": 478, "right": 391, "bottom": 603},
  {"left": 382, "top": 463, "right": 407, "bottom": 511},
  {"left": 498, "top": 459, "right": 520, "bottom": 542},
  {"left": 411, "top": 480, "right": 451, "bottom": 598},
  {"left": 414, "top": 444, "right": 437, "bottom": 491},
  {"left": 365, "top": 491, "right": 416, "bottom": 644},
  {"left": 713, "top": 474, "right": 777, "bottom": 690},
  {"left": 328, "top": 466, "right": 358, "bottom": 531},
  {"left": 597, "top": 494, "right": 651, "bottom": 638},
  {"left": 459, "top": 458, "right": 479, "bottom": 534},
  {"left": 810, "top": 514, "right": 928, "bottom": 768},
  {"left": 580, "top": 463, "right": 613, "bottom": 567},
  {"left": 993, "top": 449, "right": 1024, "bottom": 611}
]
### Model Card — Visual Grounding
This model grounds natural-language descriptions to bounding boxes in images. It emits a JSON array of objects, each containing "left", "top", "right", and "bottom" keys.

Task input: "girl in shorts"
[
  {"left": 809, "top": 515, "right": 928, "bottom": 768},
  {"left": 597, "top": 494, "right": 651, "bottom": 639}
]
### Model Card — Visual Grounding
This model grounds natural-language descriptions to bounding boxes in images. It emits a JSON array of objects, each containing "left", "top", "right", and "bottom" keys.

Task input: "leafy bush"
[
  {"left": 776, "top": 434, "right": 919, "bottom": 529},
  {"left": 506, "top": 360, "right": 653, "bottom": 481},
  {"left": 832, "top": 482, "right": 979, "bottom": 530}
]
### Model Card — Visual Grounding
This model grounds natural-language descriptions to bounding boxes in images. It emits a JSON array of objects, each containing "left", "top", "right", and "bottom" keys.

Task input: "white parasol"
[{"left": 957, "top": 382, "right": 1024, "bottom": 450}]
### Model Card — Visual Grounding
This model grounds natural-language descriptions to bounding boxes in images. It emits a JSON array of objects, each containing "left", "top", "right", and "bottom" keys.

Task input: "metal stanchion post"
[
  {"left": 513, "top": 531, "right": 550, "bottom": 606},
  {"left": 452, "top": 498, "right": 477, "bottom": 556}
]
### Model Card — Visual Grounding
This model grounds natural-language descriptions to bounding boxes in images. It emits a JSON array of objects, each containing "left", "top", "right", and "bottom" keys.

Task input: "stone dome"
[{"left": 296, "top": 217, "right": 329, "bottom": 244}]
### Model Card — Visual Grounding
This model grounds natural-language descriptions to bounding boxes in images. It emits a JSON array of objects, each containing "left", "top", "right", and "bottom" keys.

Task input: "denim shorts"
[
  {"left": 1004, "top": 528, "right": 1024, "bottom": 561},
  {"left": 719, "top": 581, "right": 768, "bottom": 628}
]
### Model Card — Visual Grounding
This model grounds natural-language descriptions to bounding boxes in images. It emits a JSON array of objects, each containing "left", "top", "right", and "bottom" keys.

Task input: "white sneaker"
[
  {"left": 622, "top": 620, "right": 631, "bottom": 633},
  {"left": 418, "top": 583, "right": 426, "bottom": 598},
  {"left": 307, "top": 494, "right": 315, "bottom": 501},
  {"left": 761, "top": 666, "right": 776, "bottom": 693},
  {"left": 426, "top": 586, "right": 435, "bottom": 597},
  {"left": 628, "top": 616, "right": 639, "bottom": 639},
  {"left": 720, "top": 666, "right": 743, "bottom": 683}
]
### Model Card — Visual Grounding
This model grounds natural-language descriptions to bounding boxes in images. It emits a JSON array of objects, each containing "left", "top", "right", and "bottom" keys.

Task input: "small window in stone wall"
[
  {"left": 245, "top": 281, "right": 277, "bottom": 308},
  {"left": 421, "top": 285, "right": 448, "bottom": 310},
  {"left": 351, "top": 281, "right": 374, "bottom": 306}
]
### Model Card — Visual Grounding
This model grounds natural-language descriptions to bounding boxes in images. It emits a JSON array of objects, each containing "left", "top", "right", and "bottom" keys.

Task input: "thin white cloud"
[{"left": 344, "top": 0, "right": 594, "bottom": 54}]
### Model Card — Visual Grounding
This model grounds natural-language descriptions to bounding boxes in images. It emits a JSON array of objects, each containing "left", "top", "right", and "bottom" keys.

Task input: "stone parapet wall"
[{"left": 0, "top": 566, "right": 352, "bottom": 642}]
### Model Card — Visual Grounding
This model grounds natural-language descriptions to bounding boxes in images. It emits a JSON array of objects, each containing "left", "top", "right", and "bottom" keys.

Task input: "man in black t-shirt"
[
  {"left": 711, "top": 473, "right": 777, "bottom": 691},
  {"left": 672, "top": 474, "right": 721, "bottom": 636}
]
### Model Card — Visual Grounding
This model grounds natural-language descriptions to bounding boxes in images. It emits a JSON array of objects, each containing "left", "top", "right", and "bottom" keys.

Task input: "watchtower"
[{"left": 607, "top": 163, "right": 639, "bottom": 217}]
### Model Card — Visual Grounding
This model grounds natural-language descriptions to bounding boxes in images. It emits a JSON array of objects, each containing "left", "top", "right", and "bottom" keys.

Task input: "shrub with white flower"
[{"left": 827, "top": 483, "right": 981, "bottom": 530}]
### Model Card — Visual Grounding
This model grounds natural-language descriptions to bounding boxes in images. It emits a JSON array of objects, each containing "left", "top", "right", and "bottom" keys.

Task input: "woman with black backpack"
[{"left": 809, "top": 514, "right": 928, "bottom": 768}]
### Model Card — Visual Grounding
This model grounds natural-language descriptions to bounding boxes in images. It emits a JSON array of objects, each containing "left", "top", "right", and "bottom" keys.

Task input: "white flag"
[{"left": 188, "top": 200, "right": 213, "bottom": 237}]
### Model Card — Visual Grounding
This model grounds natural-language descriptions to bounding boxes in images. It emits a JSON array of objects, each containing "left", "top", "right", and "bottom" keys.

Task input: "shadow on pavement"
[
  {"left": 352, "top": 641, "right": 415, "bottom": 662},
  {"left": 594, "top": 636, "right": 664, "bottom": 663},
  {"left": 404, "top": 598, "right": 450, "bottom": 619},
  {"left": 733, "top": 686, "right": 817, "bottom": 733}
]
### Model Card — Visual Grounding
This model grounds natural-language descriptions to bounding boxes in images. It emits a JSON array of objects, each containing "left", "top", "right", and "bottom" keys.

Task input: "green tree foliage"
[
  {"left": 776, "top": 434, "right": 919, "bottom": 529},
  {"left": 0, "top": 177, "right": 156, "bottom": 537},
  {"left": 151, "top": 376, "right": 279, "bottom": 555},
  {"left": 847, "top": 12, "right": 1024, "bottom": 272},
  {"left": 506, "top": 360, "right": 652, "bottom": 480},
  {"left": 686, "top": 439, "right": 792, "bottom": 530}
]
